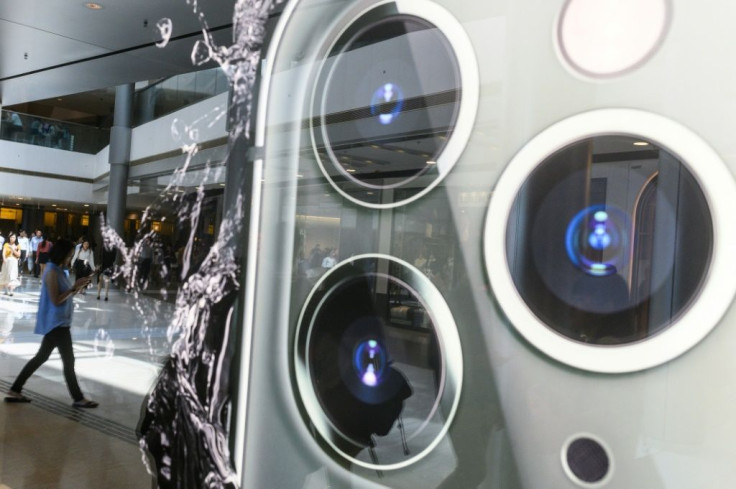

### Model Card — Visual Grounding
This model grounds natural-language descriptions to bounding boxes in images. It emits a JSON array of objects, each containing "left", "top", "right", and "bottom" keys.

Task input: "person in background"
[
  {"left": 30, "top": 229, "right": 43, "bottom": 278},
  {"left": 0, "top": 233, "right": 21, "bottom": 296},
  {"left": 7, "top": 111, "right": 24, "bottom": 141},
  {"left": 96, "top": 247, "right": 117, "bottom": 301},
  {"left": 0, "top": 231, "right": 4, "bottom": 274},
  {"left": 138, "top": 238, "right": 153, "bottom": 288},
  {"left": 321, "top": 248, "right": 338, "bottom": 269},
  {"left": 17, "top": 230, "right": 29, "bottom": 276},
  {"left": 36, "top": 235, "right": 53, "bottom": 278},
  {"left": 71, "top": 239, "right": 94, "bottom": 294},
  {"left": 74, "top": 235, "right": 84, "bottom": 254},
  {"left": 4, "top": 239, "right": 98, "bottom": 408}
]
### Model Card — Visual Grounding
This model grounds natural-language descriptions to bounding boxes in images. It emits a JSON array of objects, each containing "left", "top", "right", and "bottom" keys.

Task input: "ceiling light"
[
  {"left": 426, "top": 160, "right": 437, "bottom": 165},
  {"left": 346, "top": 168, "right": 357, "bottom": 173},
  {"left": 52, "top": 204, "right": 57, "bottom": 207},
  {"left": 84, "top": 2, "right": 104, "bottom": 10},
  {"left": 83, "top": 204, "right": 90, "bottom": 207},
  {"left": 633, "top": 141, "right": 649, "bottom": 146}
]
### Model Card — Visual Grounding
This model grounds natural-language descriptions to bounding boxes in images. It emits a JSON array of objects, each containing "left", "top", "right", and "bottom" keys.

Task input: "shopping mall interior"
[{"left": 0, "top": 1, "right": 243, "bottom": 487}]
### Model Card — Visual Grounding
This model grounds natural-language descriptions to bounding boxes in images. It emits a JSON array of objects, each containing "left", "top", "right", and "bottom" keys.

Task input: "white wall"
[{"left": 0, "top": 140, "right": 96, "bottom": 202}]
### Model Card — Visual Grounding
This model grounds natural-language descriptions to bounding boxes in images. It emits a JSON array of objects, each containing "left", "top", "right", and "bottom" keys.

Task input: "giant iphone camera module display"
[
  {"left": 485, "top": 110, "right": 736, "bottom": 373},
  {"left": 309, "top": 0, "right": 478, "bottom": 208},
  {"left": 295, "top": 255, "right": 462, "bottom": 469},
  {"left": 239, "top": 0, "right": 491, "bottom": 485}
]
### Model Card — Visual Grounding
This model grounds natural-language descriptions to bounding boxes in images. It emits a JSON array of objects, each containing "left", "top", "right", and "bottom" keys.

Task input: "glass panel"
[{"left": 132, "top": 67, "right": 231, "bottom": 126}]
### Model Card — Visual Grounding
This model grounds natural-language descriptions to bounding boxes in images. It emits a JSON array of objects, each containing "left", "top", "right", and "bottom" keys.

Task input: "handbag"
[{"left": 74, "top": 259, "right": 93, "bottom": 277}]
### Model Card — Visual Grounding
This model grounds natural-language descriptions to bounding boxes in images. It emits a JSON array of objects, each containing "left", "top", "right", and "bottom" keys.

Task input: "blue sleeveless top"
[{"left": 34, "top": 262, "right": 74, "bottom": 335}]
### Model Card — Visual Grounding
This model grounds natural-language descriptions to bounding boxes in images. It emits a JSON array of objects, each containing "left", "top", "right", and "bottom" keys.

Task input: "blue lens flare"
[
  {"left": 370, "top": 83, "right": 404, "bottom": 125},
  {"left": 565, "top": 205, "right": 630, "bottom": 276},
  {"left": 354, "top": 339, "right": 387, "bottom": 387}
]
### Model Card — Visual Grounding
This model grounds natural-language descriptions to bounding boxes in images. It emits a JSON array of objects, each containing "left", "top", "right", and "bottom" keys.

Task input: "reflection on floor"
[{"left": 0, "top": 275, "right": 175, "bottom": 488}]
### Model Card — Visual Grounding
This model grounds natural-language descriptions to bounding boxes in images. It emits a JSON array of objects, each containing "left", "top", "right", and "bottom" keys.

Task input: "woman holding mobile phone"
[{"left": 5, "top": 238, "right": 99, "bottom": 408}]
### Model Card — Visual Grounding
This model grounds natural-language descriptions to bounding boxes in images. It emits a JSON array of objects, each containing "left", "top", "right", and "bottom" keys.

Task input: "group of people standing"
[
  {"left": 0, "top": 229, "right": 116, "bottom": 300},
  {"left": 0, "top": 229, "right": 57, "bottom": 295}
]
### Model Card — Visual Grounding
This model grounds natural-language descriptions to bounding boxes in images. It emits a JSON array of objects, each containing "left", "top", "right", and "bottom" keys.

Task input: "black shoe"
[
  {"left": 5, "top": 390, "right": 30, "bottom": 403},
  {"left": 97, "top": 296, "right": 100, "bottom": 300},
  {"left": 73, "top": 399, "right": 99, "bottom": 408},
  {"left": 104, "top": 297, "right": 108, "bottom": 301}
]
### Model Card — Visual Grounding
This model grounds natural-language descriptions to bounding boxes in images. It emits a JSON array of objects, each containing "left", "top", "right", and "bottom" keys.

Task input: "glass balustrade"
[
  {"left": 133, "top": 66, "right": 230, "bottom": 126},
  {"left": 0, "top": 110, "right": 110, "bottom": 154},
  {"left": 0, "top": 67, "right": 230, "bottom": 154}
]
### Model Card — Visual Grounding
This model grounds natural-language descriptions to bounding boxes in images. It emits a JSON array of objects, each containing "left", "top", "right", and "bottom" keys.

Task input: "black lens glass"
[
  {"left": 312, "top": 10, "right": 461, "bottom": 201},
  {"left": 566, "top": 437, "right": 610, "bottom": 483},
  {"left": 302, "top": 258, "right": 444, "bottom": 465},
  {"left": 506, "top": 136, "right": 712, "bottom": 345}
]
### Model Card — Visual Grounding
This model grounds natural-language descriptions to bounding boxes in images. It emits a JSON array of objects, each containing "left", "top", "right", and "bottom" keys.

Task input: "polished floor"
[{"left": 0, "top": 274, "right": 175, "bottom": 488}]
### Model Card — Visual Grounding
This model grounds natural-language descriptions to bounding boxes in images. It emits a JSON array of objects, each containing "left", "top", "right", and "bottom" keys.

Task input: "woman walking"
[
  {"left": 5, "top": 239, "right": 98, "bottom": 407},
  {"left": 0, "top": 232, "right": 21, "bottom": 296},
  {"left": 71, "top": 239, "right": 94, "bottom": 295}
]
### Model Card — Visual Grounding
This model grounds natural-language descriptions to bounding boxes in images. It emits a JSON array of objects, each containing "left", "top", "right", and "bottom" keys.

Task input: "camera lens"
[
  {"left": 507, "top": 135, "right": 712, "bottom": 345},
  {"left": 295, "top": 255, "right": 462, "bottom": 469},
  {"left": 310, "top": 3, "right": 477, "bottom": 207}
]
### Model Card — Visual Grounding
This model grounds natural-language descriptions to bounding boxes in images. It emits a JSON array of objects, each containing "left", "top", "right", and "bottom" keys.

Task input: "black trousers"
[
  {"left": 11, "top": 326, "right": 84, "bottom": 402},
  {"left": 31, "top": 251, "right": 39, "bottom": 277}
]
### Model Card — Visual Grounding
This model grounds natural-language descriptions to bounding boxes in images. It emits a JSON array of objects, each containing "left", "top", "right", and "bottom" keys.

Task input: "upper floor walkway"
[{"left": 0, "top": 67, "right": 230, "bottom": 206}]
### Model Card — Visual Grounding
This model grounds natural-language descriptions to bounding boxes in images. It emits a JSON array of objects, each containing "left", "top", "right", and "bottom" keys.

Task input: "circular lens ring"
[
  {"left": 309, "top": 0, "right": 479, "bottom": 209},
  {"left": 294, "top": 254, "right": 463, "bottom": 470},
  {"left": 484, "top": 109, "right": 736, "bottom": 373},
  {"left": 555, "top": 0, "right": 671, "bottom": 79},
  {"left": 317, "top": 14, "right": 452, "bottom": 190}
]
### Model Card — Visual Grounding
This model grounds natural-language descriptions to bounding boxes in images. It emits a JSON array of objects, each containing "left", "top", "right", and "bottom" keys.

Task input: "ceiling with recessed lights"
[{"left": 0, "top": 0, "right": 236, "bottom": 106}]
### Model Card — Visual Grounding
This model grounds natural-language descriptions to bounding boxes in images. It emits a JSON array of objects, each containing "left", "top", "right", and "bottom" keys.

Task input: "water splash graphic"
[
  {"left": 100, "top": 0, "right": 282, "bottom": 487},
  {"left": 156, "top": 18, "right": 173, "bottom": 48},
  {"left": 192, "top": 39, "right": 213, "bottom": 66}
]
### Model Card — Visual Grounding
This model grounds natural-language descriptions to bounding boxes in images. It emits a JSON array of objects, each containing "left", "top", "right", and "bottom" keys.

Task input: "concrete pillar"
[{"left": 106, "top": 84, "right": 134, "bottom": 236}]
